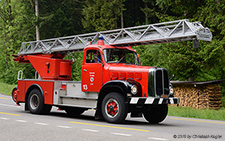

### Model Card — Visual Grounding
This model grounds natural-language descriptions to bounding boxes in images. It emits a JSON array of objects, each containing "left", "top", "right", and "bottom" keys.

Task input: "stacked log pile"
[
  {"left": 202, "top": 84, "right": 222, "bottom": 109},
  {"left": 172, "top": 82, "right": 222, "bottom": 110}
]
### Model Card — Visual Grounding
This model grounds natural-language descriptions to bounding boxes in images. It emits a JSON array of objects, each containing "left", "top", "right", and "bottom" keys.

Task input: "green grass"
[
  {"left": 0, "top": 82, "right": 16, "bottom": 96},
  {"left": 168, "top": 106, "right": 225, "bottom": 121}
]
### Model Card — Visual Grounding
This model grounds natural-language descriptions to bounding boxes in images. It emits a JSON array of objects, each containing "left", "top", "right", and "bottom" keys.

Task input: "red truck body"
[{"left": 12, "top": 39, "right": 179, "bottom": 123}]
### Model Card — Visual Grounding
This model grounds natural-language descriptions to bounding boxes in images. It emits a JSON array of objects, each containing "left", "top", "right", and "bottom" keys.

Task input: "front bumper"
[{"left": 128, "top": 97, "right": 179, "bottom": 105}]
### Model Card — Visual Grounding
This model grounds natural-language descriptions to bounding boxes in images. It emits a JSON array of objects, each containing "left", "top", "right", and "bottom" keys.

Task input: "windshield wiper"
[{"left": 116, "top": 55, "right": 125, "bottom": 64}]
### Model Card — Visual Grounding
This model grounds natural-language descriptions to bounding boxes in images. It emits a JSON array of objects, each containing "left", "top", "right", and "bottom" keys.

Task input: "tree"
[
  {"left": 0, "top": 0, "right": 13, "bottom": 70},
  {"left": 35, "top": 0, "right": 40, "bottom": 40},
  {"left": 141, "top": 0, "right": 158, "bottom": 24},
  {"left": 39, "top": 0, "right": 84, "bottom": 38},
  {"left": 0, "top": 0, "right": 224, "bottom": 84},
  {"left": 0, "top": 0, "right": 36, "bottom": 83},
  {"left": 82, "top": 0, "right": 124, "bottom": 32},
  {"left": 137, "top": 0, "right": 225, "bottom": 81}
]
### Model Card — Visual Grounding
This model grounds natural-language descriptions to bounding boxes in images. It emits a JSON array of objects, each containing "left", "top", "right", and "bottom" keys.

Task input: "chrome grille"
[{"left": 148, "top": 68, "right": 169, "bottom": 97}]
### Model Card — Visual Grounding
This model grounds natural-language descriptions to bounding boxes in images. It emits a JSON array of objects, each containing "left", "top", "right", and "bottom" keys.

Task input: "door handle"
[{"left": 83, "top": 69, "right": 87, "bottom": 72}]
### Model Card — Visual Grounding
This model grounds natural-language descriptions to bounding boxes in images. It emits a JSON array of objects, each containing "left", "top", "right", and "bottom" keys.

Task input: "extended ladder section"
[{"left": 18, "top": 19, "right": 212, "bottom": 55}]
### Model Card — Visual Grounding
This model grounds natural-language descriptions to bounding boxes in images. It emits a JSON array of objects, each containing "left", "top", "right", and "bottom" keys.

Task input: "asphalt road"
[{"left": 0, "top": 94, "right": 225, "bottom": 141}]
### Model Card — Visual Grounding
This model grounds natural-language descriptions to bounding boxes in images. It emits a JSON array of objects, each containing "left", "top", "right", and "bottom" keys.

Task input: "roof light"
[
  {"left": 97, "top": 36, "right": 104, "bottom": 45},
  {"left": 99, "top": 36, "right": 104, "bottom": 40}
]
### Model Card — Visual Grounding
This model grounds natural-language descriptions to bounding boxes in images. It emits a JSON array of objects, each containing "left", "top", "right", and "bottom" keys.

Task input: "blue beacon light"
[{"left": 99, "top": 36, "right": 104, "bottom": 40}]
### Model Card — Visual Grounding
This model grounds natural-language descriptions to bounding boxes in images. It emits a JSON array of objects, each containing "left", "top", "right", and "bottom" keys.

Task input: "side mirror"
[{"left": 170, "top": 74, "right": 175, "bottom": 81}]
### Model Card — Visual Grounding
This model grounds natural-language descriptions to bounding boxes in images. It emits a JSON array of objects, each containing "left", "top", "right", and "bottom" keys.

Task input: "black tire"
[
  {"left": 27, "top": 89, "right": 52, "bottom": 114},
  {"left": 101, "top": 92, "right": 127, "bottom": 123},
  {"left": 143, "top": 104, "right": 168, "bottom": 124},
  {"left": 12, "top": 87, "right": 17, "bottom": 102},
  {"left": 65, "top": 107, "right": 85, "bottom": 116}
]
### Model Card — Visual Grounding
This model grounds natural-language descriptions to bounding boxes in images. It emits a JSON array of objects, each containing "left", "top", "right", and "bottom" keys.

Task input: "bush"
[
  {"left": 222, "top": 97, "right": 225, "bottom": 108},
  {"left": 0, "top": 82, "right": 16, "bottom": 96},
  {"left": 0, "top": 69, "right": 18, "bottom": 84},
  {"left": 221, "top": 82, "right": 225, "bottom": 107}
]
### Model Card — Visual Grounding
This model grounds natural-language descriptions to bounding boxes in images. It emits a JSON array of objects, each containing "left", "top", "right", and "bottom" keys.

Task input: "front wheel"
[
  {"left": 27, "top": 89, "right": 52, "bottom": 114},
  {"left": 101, "top": 92, "right": 127, "bottom": 123},
  {"left": 143, "top": 104, "right": 168, "bottom": 124}
]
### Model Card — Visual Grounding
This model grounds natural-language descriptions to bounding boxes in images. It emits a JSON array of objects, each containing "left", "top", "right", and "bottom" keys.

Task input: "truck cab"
[
  {"left": 82, "top": 38, "right": 142, "bottom": 93},
  {"left": 82, "top": 37, "right": 172, "bottom": 97}
]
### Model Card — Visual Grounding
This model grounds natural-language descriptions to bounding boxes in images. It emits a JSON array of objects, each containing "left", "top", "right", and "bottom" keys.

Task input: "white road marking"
[
  {"left": 148, "top": 137, "right": 168, "bottom": 140},
  {"left": 111, "top": 132, "right": 131, "bottom": 137},
  {"left": 0, "top": 103, "right": 21, "bottom": 108},
  {"left": 0, "top": 117, "right": 9, "bottom": 120},
  {"left": 57, "top": 125, "right": 72, "bottom": 129},
  {"left": 35, "top": 122, "right": 49, "bottom": 126},
  {"left": 16, "top": 120, "right": 27, "bottom": 123},
  {"left": 82, "top": 129, "right": 99, "bottom": 132}
]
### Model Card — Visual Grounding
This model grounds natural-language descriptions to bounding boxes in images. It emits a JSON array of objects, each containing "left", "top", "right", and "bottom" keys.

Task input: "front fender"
[
  {"left": 96, "top": 80, "right": 132, "bottom": 115},
  {"left": 100, "top": 80, "right": 132, "bottom": 96}
]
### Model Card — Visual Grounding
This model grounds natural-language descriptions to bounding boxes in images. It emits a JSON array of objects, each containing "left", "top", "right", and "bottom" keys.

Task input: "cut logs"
[{"left": 171, "top": 80, "right": 224, "bottom": 110}]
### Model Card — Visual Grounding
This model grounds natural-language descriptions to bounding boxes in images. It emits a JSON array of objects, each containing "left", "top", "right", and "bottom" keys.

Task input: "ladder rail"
[{"left": 18, "top": 19, "right": 212, "bottom": 55}]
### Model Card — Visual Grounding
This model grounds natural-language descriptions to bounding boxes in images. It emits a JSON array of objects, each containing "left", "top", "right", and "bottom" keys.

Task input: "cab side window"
[{"left": 86, "top": 50, "right": 102, "bottom": 63}]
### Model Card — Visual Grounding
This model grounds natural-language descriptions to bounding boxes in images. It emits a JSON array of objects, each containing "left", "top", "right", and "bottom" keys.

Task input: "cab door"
[{"left": 81, "top": 49, "right": 103, "bottom": 92}]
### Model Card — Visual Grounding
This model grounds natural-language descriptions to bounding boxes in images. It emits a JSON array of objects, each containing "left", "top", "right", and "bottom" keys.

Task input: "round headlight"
[{"left": 131, "top": 85, "right": 138, "bottom": 95}]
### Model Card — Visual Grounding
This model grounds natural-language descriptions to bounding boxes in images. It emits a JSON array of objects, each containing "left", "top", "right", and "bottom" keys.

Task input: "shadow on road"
[
  {"left": 16, "top": 108, "right": 178, "bottom": 127},
  {"left": 46, "top": 110, "right": 176, "bottom": 127}
]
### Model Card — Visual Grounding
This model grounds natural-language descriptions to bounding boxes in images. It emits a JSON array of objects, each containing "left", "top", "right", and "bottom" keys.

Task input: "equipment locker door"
[{"left": 81, "top": 49, "right": 103, "bottom": 92}]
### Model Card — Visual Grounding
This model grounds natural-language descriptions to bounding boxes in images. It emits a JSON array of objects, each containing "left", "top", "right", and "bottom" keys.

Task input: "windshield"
[{"left": 103, "top": 48, "right": 140, "bottom": 65}]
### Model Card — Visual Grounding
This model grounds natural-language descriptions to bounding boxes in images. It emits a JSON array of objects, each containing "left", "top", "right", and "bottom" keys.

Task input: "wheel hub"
[
  {"left": 30, "top": 94, "right": 39, "bottom": 110},
  {"left": 109, "top": 105, "right": 114, "bottom": 112},
  {"left": 106, "top": 99, "right": 119, "bottom": 117}
]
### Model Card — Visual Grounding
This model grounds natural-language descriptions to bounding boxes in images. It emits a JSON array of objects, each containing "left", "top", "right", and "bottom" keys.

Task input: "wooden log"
[{"left": 173, "top": 83, "right": 222, "bottom": 110}]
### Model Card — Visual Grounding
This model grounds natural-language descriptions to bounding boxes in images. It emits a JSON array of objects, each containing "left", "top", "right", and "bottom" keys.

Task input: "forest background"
[{"left": 0, "top": 0, "right": 224, "bottom": 105}]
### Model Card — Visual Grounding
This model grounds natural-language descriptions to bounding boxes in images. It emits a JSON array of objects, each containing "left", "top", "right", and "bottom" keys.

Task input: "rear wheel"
[
  {"left": 143, "top": 104, "right": 168, "bottom": 124},
  {"left": 27, "top": 89, "right": 52, "bottom": 114},
  {"left": 101, "top": 92, "right": 127, "bottom": 123},
  {"left": 12, "top": 87, "right": 17, "bottom": 102}
]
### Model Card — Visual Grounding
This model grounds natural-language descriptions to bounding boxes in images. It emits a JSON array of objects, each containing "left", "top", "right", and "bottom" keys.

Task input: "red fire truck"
[{"left": 12, "top": 20, "right": 212, "bottom": 123}]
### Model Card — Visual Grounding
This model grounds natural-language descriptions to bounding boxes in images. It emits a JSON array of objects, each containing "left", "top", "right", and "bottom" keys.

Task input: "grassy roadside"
[
  {"left": 0, "top": 82, "right": 16, "bottom": 96},
  {"left": 168, "top": 106, "right": 225, "bottom": 121}
]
